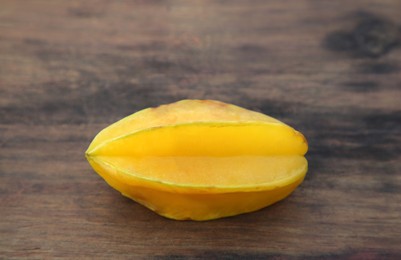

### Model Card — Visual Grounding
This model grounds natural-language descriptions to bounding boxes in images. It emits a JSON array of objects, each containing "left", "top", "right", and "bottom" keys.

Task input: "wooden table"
[{"left": 1, "top": 1, "right": 400, "bottom": 259}]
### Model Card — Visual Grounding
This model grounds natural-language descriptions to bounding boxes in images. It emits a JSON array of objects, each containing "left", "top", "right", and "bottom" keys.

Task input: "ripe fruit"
[{"left": 85, "top": 100, "right": 308, "bottom": 220}]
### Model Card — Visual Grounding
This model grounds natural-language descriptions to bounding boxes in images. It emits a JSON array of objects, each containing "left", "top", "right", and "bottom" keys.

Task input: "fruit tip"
[{"left": 85, "top": 149, "right": 92, "bottom": 159}]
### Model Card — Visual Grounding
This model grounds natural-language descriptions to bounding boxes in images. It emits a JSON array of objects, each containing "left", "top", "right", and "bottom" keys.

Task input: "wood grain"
[{"left": 1, "top": 0, "right": 401, "bottom": 259}]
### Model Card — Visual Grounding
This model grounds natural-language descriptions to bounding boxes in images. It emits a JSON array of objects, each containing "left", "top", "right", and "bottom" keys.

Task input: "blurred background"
[{"left": 1, "top": 0, "right": 400, "bottom": 258}]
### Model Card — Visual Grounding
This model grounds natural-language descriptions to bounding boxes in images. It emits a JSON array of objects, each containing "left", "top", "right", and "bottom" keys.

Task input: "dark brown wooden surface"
[{"left": 1, "top": 0, "right": 401, "bottom": 259}]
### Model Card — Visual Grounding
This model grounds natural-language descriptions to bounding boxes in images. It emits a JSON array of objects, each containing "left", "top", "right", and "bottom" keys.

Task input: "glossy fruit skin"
[
  {"left": 87, "top": 156, "right": 307, "bottom": 220},
  {"left": 86, "top": 100, "right": 308, "bottom": 221}
]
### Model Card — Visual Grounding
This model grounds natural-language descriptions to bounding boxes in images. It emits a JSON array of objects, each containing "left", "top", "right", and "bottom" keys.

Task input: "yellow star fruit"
[{"left": 85, "top": 100, "right": 308, "bottom": 220}]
